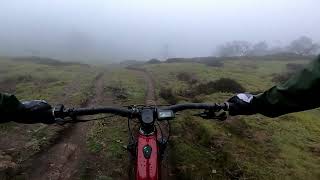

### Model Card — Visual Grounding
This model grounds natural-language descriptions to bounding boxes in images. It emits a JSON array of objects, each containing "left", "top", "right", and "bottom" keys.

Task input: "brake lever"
[
  {"left": 54, "top": 115, "right": 79, "bottom": 125},
  {"left": 193, "top": 110, "right": 228, "bottom": 121},
  {"left": 54, "top": 118, "right": 68, "bottom": 125},
  {"left": 214, "top": 111, "right": 228, "bottom": 121}
]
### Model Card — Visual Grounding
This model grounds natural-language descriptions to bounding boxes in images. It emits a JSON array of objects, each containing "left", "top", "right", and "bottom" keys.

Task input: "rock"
[{"left": 0, "top": 160, "right": 17, "bottom": 171}]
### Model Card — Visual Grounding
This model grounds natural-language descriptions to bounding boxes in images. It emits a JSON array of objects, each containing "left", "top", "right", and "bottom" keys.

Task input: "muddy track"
[
  {"left": 143, "top": 71, "right": 157, "bottom": 106},
  {"left": 22, "top": 73, "right": 107, "bottom": 180}
]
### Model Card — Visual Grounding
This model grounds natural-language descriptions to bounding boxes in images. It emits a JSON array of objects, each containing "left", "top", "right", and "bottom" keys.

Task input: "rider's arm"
[
  {"left": 228, "top": 55, "right": 320, "bottom": 117},
  {"left": 0, "top": 93, "right": 54, "bottom": 123},
  {"left": 0, "top": 93, "right": 22, "bottom": 121},
  {"left": 253, "top": 55, "right": 320, "bottom": 117}
]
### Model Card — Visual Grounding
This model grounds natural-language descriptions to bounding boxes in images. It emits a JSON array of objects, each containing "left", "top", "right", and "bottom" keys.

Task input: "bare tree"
[
  {"left": 217, "top": 41, "right": 251, "bottom": 57},
  {"left": 247, "top": 41, "right": 269, "bottom": 56},
  {"left": 287, "top": 36, "right": 320, "bottom": 55}
]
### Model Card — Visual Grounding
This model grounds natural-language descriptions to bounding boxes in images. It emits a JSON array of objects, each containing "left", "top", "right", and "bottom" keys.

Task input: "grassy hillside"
[
  {"left": 143, "top": 58, "right": 320, "bottom": 179},
  {"left": 1, "top": 56, "right": 319, "bottom": 179}
]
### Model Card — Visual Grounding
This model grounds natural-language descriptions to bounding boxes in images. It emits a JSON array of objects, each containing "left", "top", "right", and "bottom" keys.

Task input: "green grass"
[
  {"left": 103, "top": 67, "right": 146, "bottom": 104},
  {"left": 0, "top": 57, "right": 99, "bottom": 104},
  {"left": 87, "top": 117, "right": 128, "bottom": 158}
]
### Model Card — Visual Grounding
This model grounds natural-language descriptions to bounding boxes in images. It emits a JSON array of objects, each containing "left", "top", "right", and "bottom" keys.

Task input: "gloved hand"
[
  {"left": 227, "top": 93, "right": 257, "bottom": 116},
  {"left": 14, "top": 100, "right": 55, "bottom": 124}
]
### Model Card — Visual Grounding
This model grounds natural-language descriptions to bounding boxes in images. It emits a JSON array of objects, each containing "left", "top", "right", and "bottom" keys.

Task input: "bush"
[
  {"left": 146, "top": 59, "right": 161, "bottom": 64},
  {"left": 177, "top": 88, "right": 196, "bottom": 98},
  {"left": 286, "top": 63, "right": 305, "bottom": 72},
  {"left": 201, "top": 60, "right": 224, "bottom": 67},
  {"left": 11, "top": 56, "right": 89, "bottom": 67},
  {"left": 196, "top": 78, "right": 245, "bottom": 95},
  {"left": 177, "top": 78, "right": 245, "bottom": 98},
  {"left": 272, "top": 63, "right": 305, "bottom": 83},
  {"left": 165, "top": 58, "right": 189, "bottom": 63},
  {"left": 271, "top": 73, "right": 294, "bottom": 83},
  {"left": 106, "top": 86, "right": 129, "bottom": 100},
  {"left": 159, "top": 88, "right": 178, "bottom": 104},
  {"left": 191, "top": 96, "right": 205, "bottom": 103},
  {"left": 176, "top": 72, "right": 198, "bottom": 84},
  {"left": 0, "top": 80, "right": 16, "bottom": 93}
]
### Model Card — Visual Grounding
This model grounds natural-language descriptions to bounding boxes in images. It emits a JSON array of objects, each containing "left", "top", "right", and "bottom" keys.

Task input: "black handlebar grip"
[
  {"left": 8, "top": 109, "right": 55, "bottom": 124},
  {"left": 223, "top": 102, "right": 234, "bottom": 111},
  {"left": 28, "top": 109, "right": 55, "bottom": 124}
]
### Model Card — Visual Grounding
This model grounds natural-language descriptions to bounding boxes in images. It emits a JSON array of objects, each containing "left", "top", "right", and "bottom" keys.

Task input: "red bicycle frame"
[{"left": 136, "top": 132, "right": 159, "bottom": 180}]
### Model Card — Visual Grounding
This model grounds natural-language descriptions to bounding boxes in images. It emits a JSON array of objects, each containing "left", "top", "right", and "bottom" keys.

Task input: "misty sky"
[{"left": 0, "top": 0, "right": 319, "bottom": 62}]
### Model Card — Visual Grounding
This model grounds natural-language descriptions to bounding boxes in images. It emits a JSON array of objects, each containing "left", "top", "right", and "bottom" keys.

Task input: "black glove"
[
  {"left": 227, "top": 93, "right": 257, "bottom": 116},
  {"left": 14, "top": 100, "right": 55, "bottom": 124}
]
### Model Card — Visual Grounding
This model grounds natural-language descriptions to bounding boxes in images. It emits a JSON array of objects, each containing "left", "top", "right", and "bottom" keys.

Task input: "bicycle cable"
[
  {"left": 66, "top": 115, "right": 116, "bottom": 123},
  {"left": 156, "top": 120, "right": 164, "bottom": 143}
]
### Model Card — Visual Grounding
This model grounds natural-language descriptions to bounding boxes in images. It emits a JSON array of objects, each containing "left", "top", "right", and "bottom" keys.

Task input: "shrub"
[
  {"left": 286, "top": 63, "right": 305, "bottom": 72},
  {"left": 176, "top": 72, "right": 198, "bottom": 84},
  {"left": 272, "top": 63, "right": 305, "bottom": 83},
  {"left": 11, "top": 56, "right": 89, "bottom": 67},
  {"left": 159, "top": 88, "right": 178, "bottom": 104},
  {"left": 191, "top": 96, "right": 205, "bottom": 103},
  {"left": 106, "top": 86, "right": 129, "bottom": 100},
  {"left": 201, "top": 60, "right": 224, "bottom": 67},
  {"left": 165, "top": 58, "right": 188, "bottom": 63},
  {"left": 0, "top": 80, "right": 16, "bottom": 93},
  {"left": 271, "top": 73, "right": 294, "bottom": 83},
  {"left": 146, "top": 59, "right": 161, "bottom": 64},
  {"left": 177, "top": 88, "right": 196, "bottom": 98},
  {"left": 196, "top": 78, "right": 245, "bottom": 95}
]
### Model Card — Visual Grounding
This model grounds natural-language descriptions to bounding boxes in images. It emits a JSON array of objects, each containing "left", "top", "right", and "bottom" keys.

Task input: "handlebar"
[
  {"left": 53, "top": 103, "right": 231, "bottom": 120},
  {"left": 163, "top": 103, "right": 229, "bottom": 112},
  {"left": 70, "top": 107, "right": 132, "bottom": 117}
]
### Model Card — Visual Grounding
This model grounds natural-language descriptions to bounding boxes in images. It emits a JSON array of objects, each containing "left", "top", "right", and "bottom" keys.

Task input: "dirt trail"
[
  {"left": 143, "top": 71, "right": 157, "bottom": 105},
  {"left": 127, "top": 68, "right": 157, "bottom": 105},
  {"left": 23, "top": 73, "right": 108, "bottom": 180},
  {"left": 22, "top": 68, "right": 167, "bottom": 180}
]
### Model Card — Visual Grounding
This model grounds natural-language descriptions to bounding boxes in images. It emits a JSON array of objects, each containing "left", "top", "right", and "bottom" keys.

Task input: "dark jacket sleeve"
[
  {"left": 0, "top": 93, "right": 22, "bottom": 119},
  {"left": 253, "top": 55, "right": 320, "bottom": 117}
]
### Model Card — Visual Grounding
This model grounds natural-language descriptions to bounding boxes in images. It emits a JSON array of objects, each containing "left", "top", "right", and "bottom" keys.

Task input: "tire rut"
[
  {"left": 143, "top": 71, "right": 157, "bottom": 106},
  {"left": 126, "top": 68, "right": 157, "bottom": 105},
  {"left": 22, "top": 73, "right": 107, "bottom": 180}
]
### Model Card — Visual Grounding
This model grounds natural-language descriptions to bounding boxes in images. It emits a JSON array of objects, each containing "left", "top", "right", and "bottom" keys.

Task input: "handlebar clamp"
[{"left": 53, "top": 104, "right": 69, "bottom": 119}]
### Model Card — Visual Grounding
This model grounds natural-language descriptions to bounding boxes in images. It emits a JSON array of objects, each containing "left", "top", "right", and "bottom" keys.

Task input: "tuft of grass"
[
  {"left": 176, "top": 72, "right": 199, "bottom": 84},
  {"left": 103, "top": 68, "right": 146, "bottom": 104}
]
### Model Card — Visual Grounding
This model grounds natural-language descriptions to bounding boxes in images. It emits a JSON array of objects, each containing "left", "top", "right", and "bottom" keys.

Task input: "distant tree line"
[{"left": 216, "top": 36, "right": 320, "bottom": 57}]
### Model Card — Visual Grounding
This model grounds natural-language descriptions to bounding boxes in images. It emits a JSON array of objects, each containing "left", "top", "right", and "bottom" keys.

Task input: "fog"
[{"left": 0, "top": 0, "right": 319, "bottom": 62}]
